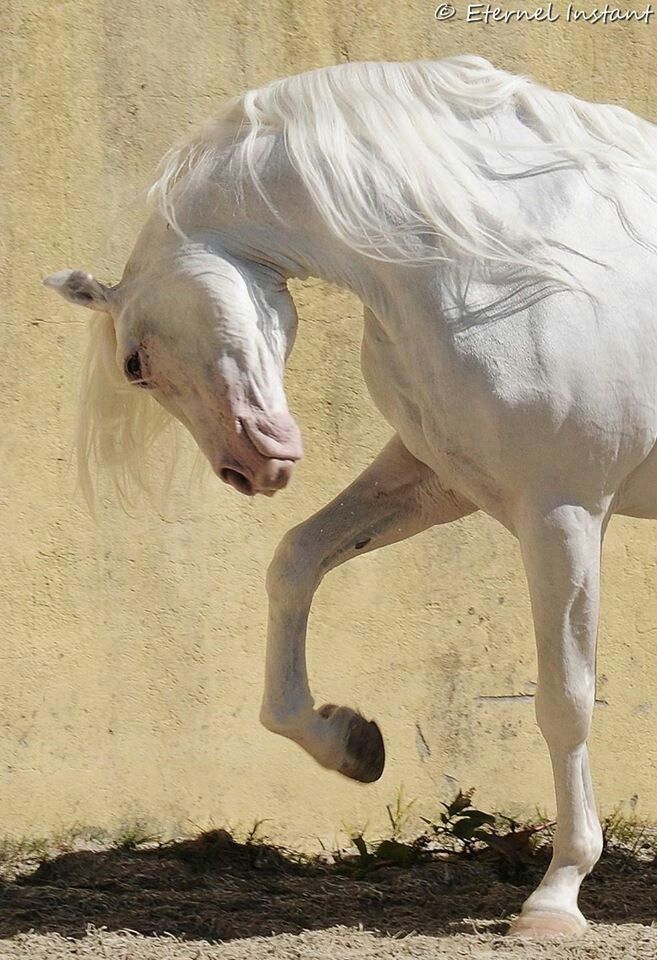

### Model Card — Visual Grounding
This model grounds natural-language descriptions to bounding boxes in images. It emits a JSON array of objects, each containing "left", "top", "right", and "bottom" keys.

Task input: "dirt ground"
[{"left": 0, "top": 831, "right": 655, "bottom": 959}]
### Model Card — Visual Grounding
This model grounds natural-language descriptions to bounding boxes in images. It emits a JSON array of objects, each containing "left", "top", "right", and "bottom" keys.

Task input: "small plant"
[
  {"left": 0, "top": 836, "right": 50, "bottom": 868},
  {"left": 420, "top": 789, "right": 553, "bottom": 881},
  {"left": 335, "top": 787, "right": 423, "bottom": 877},
  {"left": 421, "top": 789, "right": 496, "bottom": 856},
  {"left": 602, "top": 806, "right": 657, "bottom": 867},
  {"left": 335, "top": 831, "right": 425, "bottom": 877},
  {"left": 386, "top": 786, "right": 416, "bottom": 840},
  {"left": 244, "top": 818, "right": 270, "bottom": 845},
  {"left": 0, "top": 824, "right": 107, "bottom": 879},
  {"left": 114, "top": 822, "right": 159, "bottom": 851}
]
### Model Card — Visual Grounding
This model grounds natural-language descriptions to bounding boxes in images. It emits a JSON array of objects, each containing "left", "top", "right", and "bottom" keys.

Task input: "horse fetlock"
[
  {"left": 552, "top": 831, "right": 603, "bottom": 876},
  {"left": 317, "top": 703, "right": 385, "bottom": 783},
  {"left": 259, "top": 702, "right": 313, "bottom": 738},
  {"left": 264, "top": 702, "right": 385, "bottom": 780}
]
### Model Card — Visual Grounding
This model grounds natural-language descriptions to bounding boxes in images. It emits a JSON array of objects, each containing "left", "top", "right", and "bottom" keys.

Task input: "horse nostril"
[{"left": 219, "top": 467, "right": 253, "bottom": 496}]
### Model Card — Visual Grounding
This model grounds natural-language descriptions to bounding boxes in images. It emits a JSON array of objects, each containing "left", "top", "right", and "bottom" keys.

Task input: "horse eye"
[{"left": 124, "top": 351, "right": 144, "bottom": 383}]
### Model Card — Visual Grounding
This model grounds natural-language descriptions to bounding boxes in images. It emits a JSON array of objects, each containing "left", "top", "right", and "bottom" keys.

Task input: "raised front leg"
[
  {"left": 510, "top": 502, "right": 607, "bottom": 938},
  {"left": 261, "top": 433, "right": 476, "bottom": 782}
]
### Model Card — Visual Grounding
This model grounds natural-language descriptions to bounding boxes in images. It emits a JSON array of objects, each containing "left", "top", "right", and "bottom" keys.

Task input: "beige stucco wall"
[{"left": 2, "top": 0, "right": 657, "bottom": 846}]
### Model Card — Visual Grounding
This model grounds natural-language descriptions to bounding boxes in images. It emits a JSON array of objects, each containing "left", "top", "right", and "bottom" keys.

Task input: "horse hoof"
[
  {"left": 317, "top": 704, "right": 385, "bottom": 783},
  {"left": 507, "top": 911, "right": 587, "bottom": 939}
]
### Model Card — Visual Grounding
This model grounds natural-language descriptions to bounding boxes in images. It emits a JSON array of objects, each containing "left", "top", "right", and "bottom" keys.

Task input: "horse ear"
[{"left": 43, "top": 269, "right": 115, "bottom": 313}]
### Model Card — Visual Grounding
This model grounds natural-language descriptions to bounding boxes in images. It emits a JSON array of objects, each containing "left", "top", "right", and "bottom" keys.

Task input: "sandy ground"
[
  {"left": 0, "top": 831, "right": 654, "bottom": 958},
  {"left": 0, "top": 924, "right": 657, "bottom": 960},
  {"left": 2, "top": 924, "right": 657, "bottom": 960}
]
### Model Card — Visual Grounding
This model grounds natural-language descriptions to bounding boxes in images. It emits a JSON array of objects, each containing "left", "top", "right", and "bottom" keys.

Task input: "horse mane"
[
  {"left": 150, "top": 55, "right": 657, "bottom": 288},
  {"left": 77, "top": 312, "right": 183, "bottom": 510},
  {"left": 80, "top": 56, "right": 657, "bottom": 504}
]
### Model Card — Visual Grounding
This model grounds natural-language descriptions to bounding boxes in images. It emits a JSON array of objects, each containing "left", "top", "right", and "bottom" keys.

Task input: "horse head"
[{"left": 44, "top": 230, "right": 302, "bottom": 499}]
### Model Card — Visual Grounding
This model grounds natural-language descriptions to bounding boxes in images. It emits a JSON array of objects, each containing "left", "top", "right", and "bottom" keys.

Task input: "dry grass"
[{"left": 0, "top": 811, "right": 654, "bottom": 958}]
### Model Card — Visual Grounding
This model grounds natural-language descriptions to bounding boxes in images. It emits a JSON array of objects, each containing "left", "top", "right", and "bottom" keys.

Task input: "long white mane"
[
  {"left": 152, "top": 55, "right": 657, "bottom": 288},
  {"left": 82, "top": 56, "right": 657, "bottom": 503},
  {"left": 77, "top": 312, "right": 182, "bottom": 509}
]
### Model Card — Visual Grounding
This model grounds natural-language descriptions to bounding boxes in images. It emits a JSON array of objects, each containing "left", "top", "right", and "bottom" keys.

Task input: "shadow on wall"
[{"left": 0, "top": 830, "right": 655, "bottom": 941}]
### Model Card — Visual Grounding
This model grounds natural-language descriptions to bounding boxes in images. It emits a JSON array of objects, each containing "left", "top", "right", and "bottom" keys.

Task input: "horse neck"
[{"left": 196, "top": 149, "right": 400, "bottom": 317}]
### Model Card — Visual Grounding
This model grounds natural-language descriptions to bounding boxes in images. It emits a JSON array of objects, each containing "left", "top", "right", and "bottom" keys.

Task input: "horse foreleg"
[
  {"left": 509, "top": 501, "right": 606, "bottom": 938},
  {"left": 260, "top": 433, "right": 476, "bottom": 782}
]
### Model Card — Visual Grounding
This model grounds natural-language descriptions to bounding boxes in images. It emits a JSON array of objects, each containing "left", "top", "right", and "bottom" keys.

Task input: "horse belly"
[{"left": 615, "top": 444, "right": 657, "bottom": 519}]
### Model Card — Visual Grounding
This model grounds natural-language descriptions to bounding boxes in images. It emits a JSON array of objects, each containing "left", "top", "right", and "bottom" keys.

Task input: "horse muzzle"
[
  {"left": 218, "top": 457, "right": 296, "bottom": 497},
  {"left": 218, "top": 408, "right": 303, "bottom": 496}
]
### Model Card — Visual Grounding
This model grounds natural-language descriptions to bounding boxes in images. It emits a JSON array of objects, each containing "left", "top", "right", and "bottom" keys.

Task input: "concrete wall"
[{"left": 2, "top": 0, "right": 657, "bottom": 846}]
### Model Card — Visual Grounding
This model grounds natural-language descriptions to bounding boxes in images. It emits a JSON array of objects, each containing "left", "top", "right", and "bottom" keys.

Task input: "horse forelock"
[{"left": 77, "top": 309, "right": 182, "bottom": 510}]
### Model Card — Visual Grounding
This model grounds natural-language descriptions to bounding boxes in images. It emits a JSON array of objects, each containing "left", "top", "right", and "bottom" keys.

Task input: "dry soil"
[{"left": 0, "top": 831, "right": 654, "bottom": 959}]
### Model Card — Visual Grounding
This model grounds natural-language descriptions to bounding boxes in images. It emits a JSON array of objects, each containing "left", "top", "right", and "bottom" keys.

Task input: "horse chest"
[
  {"left": 360, "top": 311, "right": 472, "bottom": 478},
  {"left": 361, "top": 313, "right": 432, "bottom": 450},
  {"left": 360, "top": 320, "right": 513, "bottom": 524}
]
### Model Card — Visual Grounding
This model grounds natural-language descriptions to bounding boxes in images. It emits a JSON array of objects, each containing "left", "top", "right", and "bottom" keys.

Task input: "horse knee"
[
  {"left": 552, "top": 825, "right": 603, "bottom": 874},
  {"left": 266, "top": 527, "right": 318, "bottom": 597}
]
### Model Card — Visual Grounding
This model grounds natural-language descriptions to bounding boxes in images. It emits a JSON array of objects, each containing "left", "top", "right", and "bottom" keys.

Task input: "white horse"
[{"left": 45, "top": 55, "right": 657, "bottom": 937}]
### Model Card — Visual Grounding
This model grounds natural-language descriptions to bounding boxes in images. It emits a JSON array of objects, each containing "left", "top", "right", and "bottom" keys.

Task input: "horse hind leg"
[
  {"left": 260, "top": 433, "right": 476, "bottom": 782},
  {"left": 508, "top": 499, "right": 607, "bottom": 938}
]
